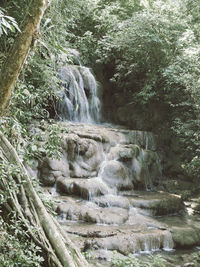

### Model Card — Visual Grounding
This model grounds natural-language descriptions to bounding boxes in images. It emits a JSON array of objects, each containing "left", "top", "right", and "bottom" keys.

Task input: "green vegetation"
[
  {"left": 0, "top": 215, "right": 44, "bottom": 267},
  {"left": 194, "top": 197, "right": 200, "bottom": 215},
  {"left": 110, "top": 253, "right": 166, "bottom": 267},
  {"left": 10, "top": 0, "right": 198, "bottom": 186},
  {"left": 0, "top": 8, "right": 20, "bottom": 37},
  {"left": 61, "top": 0, "right": 200, "bottom": 185},
  {"left": 0, "top": 155, "right": 45, "bottom": 266},
  {"left": 1, "top": 0, "right": 200, "bottom": 266}
]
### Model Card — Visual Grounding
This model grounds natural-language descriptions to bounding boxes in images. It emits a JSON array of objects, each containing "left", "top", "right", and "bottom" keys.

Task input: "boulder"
[
  {"left": 81, "top": 206, "right": 129, "bottom": 225},
  {"left": 131, "top": 150, "right": 161, "bottom": 188},
  {"left": 41, "top": 173, "right": 56, "bottom": 186},
  {"left": 108, "top": 144, "right": 140, "bottom": 161},
  {"left": 64, "top": 134, "right": 104, "bottom": 178},
  {"left": 93, "top": 195, "right": 130, "bottom": 209},
  {"left": 171, "top": 227, "right": 200, "bottom": 248},
  {"left": 86, "top": 229, "right": 173, "bottom": 255},
  {"left": 39, "top": 155, "right": 69, "bottom": 186},
  {"left": 129, "top": 192, "right": 184, "bottom": 216},
  {"left": 100, "top": 160, "right": 133, "bottom": 190},
  {"left": 56, "top": 177, "right": 113, "bottom": 199},
  {"left": 47, "top": 156, "right": 69, "bottom": 175},
  {"left": 56, "top": 200, "right": 128, "bottom": 225}
]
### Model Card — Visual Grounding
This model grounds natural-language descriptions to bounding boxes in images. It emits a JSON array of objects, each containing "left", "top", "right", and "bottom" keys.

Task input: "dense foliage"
[
  {"left": 1, "top": 0, "right": 200, "bottom": 197},
  {"left": 0, "top": 214, "right": 44, "bottom": 266},
  {"left": 1, "top": 0, "right": 200, "bottom": 265},
  {"left": 110, "top": 253, "right": 166, "bottom": 267},
  {"left": 51, "top": 0, "right": 200, "bottom": 182}
]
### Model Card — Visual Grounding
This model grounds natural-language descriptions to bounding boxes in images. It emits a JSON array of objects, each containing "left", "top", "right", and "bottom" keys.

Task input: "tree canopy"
[
  {"left": 2, "top": 0, "right": 200, "bottom": 180},
  {"left": 1, "top": 0, "right": 200, "bottom": 265}
]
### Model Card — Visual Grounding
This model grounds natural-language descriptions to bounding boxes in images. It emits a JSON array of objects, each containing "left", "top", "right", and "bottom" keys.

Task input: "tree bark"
[
  {"left": 0, "top": 133, "right": 90, "bottom": 267},
  {"left": 0, "top": 1, "right": 91, "bottom": 266},
  {"left": 0, "top": 0, "right": 48, "bottom": 115}
]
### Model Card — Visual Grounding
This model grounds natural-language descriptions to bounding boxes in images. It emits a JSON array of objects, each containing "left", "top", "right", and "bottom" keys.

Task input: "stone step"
[{"left": 56, "top": 176, "right": 114, "bottom": 199}]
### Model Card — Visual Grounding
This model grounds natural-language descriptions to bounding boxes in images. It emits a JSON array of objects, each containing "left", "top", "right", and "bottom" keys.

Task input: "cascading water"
[
  {"left": 40, "top": 123, "right": 182, "bottom": 260},
  {"left": 56, "top": 52, "right": 101, "bottom": 123},
  {"left": 37, "top": 51, "right": 199, "bottom": 265}
]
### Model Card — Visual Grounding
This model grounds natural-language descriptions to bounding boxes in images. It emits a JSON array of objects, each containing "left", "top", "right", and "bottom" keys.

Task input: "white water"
[
  {"left": 51, "top": 55, "right": 177, "bottom": 257},
  {"left": 57, "top": 64, "right": 101, "bottom": 123}
]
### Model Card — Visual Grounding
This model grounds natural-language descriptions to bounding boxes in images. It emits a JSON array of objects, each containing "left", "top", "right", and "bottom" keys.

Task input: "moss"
[
  {"left": 161, "top": 197, "right": 182, "bottom": 215},
  {"left": 171, "top": 227, "right": 200, "bottom": 248}
]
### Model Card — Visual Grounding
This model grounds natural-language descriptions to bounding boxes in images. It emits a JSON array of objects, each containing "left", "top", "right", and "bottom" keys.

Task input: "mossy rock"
[
  {"left": 154, "top": 196, "right": 184, "bottom": 216},
  {"left": 171, "top": 227, "right": 200, "bottom": 248},
  {"left": 108, "top": 144, "right": 141, "bottom": 162},
  {"left": 130, "top": 193, "right": 184, "bottom": 216}
]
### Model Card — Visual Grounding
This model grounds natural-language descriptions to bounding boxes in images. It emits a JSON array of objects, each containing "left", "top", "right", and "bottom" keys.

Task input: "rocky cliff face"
[
  {"left": 25, "top": 52, "right": 200, "bottom": 261},
  {"left": 36, "top": 123, "right": 161, "bottom": 191},
  {"left": 26, "top": 122, "right": 200, "bottom": 261}
]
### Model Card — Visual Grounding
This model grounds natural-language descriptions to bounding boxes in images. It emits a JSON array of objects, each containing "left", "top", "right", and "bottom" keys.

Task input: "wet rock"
[
  {"left": 39, "top": 156, "right": 69, "bottom": 186},
  {"left": 75, "top": 132, "right": 103, "bottom": 142},
  {"left": 126, "top": 207, "right": 169, "bottom": 230},
  {"left": 69, "top": 161, "right": 97, "bottom": 178},
  {"left": 62, "top": 222, "right": 120, "bottom": 238},
  {"left": 57, "top": 200, "right": 128, "bottom": 225},
  {"left": 56, "top": 177, "right": 113, "bottom": 199},
  {"left": 171, "top": 227, "right": 200, "bottom": 248},
  {"left": 64, "top": 134, "right": 104, "bottom": 178},
  {"left": 82, "top": 206, "right": 129, "bottom": 225},
  {"left": 87, "top": 229, "right": 173, "bottom": 255},
  {"left": 37, "top": 122, "right": 200, "bottom": 261},
  {"left": 131, "top": 150, "right": 162, "bottom": 189},
  {"left": 100, "top": 160, "right": 133, "bottom": 190},
  {"left": 41, "top": 174, "right": 56, "bottom": 186},
  {"left": 63, "top": 133, "right": 79, "bottom": 159},
  {"left": 25, "top": 164, "right": 39, "bottom": 179},
  {"left": 58, "top": 123, "right": 161, "bottom": 189},
  {"left": 47, "top": 157, "right": 69, "bottom": 174},
  {"left": 129, "top": 192, "right": 184, "bottom": 216},
  {"left": 93, "top": 195, "right": 130, "bottom": 209},
  {"left": 108, "top": 144, "right": 140, "bottom": 161},
  {"left": 51, "top": 170, "right": 63, "bottom": 178}
]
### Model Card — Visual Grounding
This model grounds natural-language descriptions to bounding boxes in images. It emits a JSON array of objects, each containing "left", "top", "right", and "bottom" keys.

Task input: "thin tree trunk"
[
  {"left": 0, "top": 131, "right": 90, "bottom": 267},
  {"left": 0, "top": 0, "right": 91, "bottom": 266},
  {"left": 0, "top": 0, "right": 48, "bottom": 114}
]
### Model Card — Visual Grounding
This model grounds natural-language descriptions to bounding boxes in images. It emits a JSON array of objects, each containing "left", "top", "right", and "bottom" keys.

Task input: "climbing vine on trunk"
[
  {"left": 0, "top": 133, "right": 90, "bottom": 267},
  {"left": 0, "top": 0, "right": 90, "bottom": 266},
  {"left": 0, "top": 0, "right": 48, "bottom": 114}
]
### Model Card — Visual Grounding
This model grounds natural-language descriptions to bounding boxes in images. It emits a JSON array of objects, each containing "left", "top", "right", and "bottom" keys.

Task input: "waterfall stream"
[
  {"left": 56, "top": 53, "right": 101, "bottom": 123},
  {"left": 39, "top": 123, "right": 195, "bottom": 264},
  {"left": 35, "top": 53, "right": 200, "bottom": 266}
]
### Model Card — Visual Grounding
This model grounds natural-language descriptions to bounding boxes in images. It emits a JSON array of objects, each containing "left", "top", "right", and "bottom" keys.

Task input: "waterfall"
[{"left": 56, "top": 52, "right": 101, "bottom": 123}]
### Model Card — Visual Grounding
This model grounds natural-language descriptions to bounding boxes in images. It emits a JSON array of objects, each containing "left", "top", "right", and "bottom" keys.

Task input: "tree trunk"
[
  {"left": 0, "top": 1, "right": 91, "bottom": 266},
  {"left": 0, "top": 133, "right": 90, "bottom": 267},
  {"left": 0, "top": 0, "right": 48, "bottom": 115}
]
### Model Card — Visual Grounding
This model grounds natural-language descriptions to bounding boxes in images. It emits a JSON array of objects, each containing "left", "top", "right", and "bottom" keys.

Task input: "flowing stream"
[
  {"left": 37, "top": 54, "right": 200, "bottom": 266},
  {"left": 56, "top": 52, "right": 101, "bottom": 123}
]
